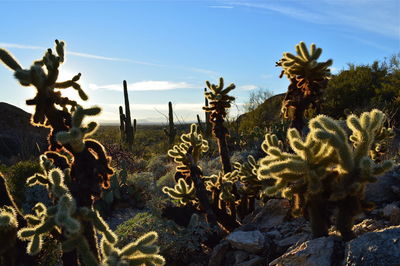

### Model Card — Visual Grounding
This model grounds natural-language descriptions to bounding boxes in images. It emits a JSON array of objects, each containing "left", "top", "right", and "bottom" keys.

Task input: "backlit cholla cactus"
[
  {"left": 164, "top": 124, "right": 242, "bottom": 231},
  {"left": 56, "top": 106, "right": 100, "bottom": 152},
  {"left": 203, "top": 77, "right": 235, "bottom": 174},
  {"left": 18, "top": 156, "right": 164, "bottom": 265},
  {"left": 167, "top": 124, "right": 209, "bottom": 178},
  {"left": 258, "top": 109, "right": 394, "bottom": 240},
  {"left": 277, "top": 42, "right": 332, "bottom": 132},
  {"left": 0, "top": 205, "right": 18, "bottom": 264}
]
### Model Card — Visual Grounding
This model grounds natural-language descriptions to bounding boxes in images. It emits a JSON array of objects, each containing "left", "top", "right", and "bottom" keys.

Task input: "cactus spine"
[
  {"left": 164, "top": 101, "right": 177, "bottom": 145},
  {"left": 119, "top": 80, "right": 136, "bottom": 148}
]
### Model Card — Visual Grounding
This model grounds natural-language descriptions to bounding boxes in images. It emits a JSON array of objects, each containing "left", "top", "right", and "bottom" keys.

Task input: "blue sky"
[{"left": 0, "top": 0, "right": 399, "bottom": 124}]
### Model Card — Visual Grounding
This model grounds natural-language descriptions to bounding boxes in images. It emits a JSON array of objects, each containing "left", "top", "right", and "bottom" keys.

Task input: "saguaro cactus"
[
  {"left": 164, "top": 101, "right": 177, "bottom": 145},
  {"left": 204, "top": 87, "right": 212, "bottom": 138},
  {"left": 277, "top": 41, "right": 332, "bottom": 132},
  {"left": 119, "top": 80, "right": 136, "bottom": 148}
]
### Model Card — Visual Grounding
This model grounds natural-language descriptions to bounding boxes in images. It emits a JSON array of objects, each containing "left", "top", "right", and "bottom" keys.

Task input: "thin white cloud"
[
  {"left": 89, "top": 81, "right": 198, "bottom": 91},
  {"left": 223, "top": 0, "right": 400, "bottom": 38},
  {"left": 239, "top": 84, "right": 258, "bottom": 90},
  {"left": 0, "top": 42, "right": 216, "bottom": 75},
  {"left": 0, "top": 42, "right": 162, "bottom": 65},
  {"left": 208, "top": 5, "right": 234, "bottom": 9}
]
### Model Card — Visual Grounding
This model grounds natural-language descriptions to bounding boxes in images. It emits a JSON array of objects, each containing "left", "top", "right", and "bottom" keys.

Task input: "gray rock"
[
  {"left": 233, "top": 250, "right": 249, "bottom": 264},
  {"left": 208, "top": 241, "right": 230, "bottom": 266},
  {"left": 243, "top": 199, "right": 291, "bottom": 231},
  {"left": 382, "top": 204, "right": 400, "bottom": 224},
  {"left": 276, "top": 233, "right": 310, "bottom": 254},
  {"left": 365, "top": 166, "right": 400, "bottom": 205},
  {"left": 270, "top": 236, "right": 343, "bottom": 266},
  {"left": 344, "top": 226, "right": 400, "bottom": 266},
  {"left": 236, "top": 255, "right": 267, "bottom": 266},
  {"left": 226, "top": 230, "right": 266, "bottom": 253}
]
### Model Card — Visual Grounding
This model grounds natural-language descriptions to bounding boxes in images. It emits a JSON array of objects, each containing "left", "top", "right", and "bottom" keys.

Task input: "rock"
[
  {"left": 382, "top": 204, "right": 400, "bottom": 224},
  {"left": 265, "top": 230, "right": 282, "bottom": 240},
  {"left": 233, "top": 250, "right": 249, "bottom": 264},
  {"left": 226, "top": 230, "right": 266, "bottom": 253},
  {"left": 269, "top": 236, "right": 343, "bottom": 266},
  {"left": 365, "top": 166, "right": 400, "bottom": 205},
  {"left": 236, "top": 255, "right": 267, "bottom": 266},
  {"left": 352, "top": 219, "right": 390, "bottom": 236},
  {"left": 344, "top": 226, "right": 400, "bottom": 266},
  {"left": 208, "top": 241, "right": 230, "bottom": 266},
  {"left": 243, "top": 199, "right": 291, "bottom": 231},
  {"left": 276, "top": 233, "right": 310, "bottom": 254}
]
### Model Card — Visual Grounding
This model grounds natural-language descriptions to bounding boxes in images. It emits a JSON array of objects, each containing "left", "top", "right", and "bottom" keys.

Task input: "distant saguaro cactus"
[
  {"left": 164, "top": 101, "right": 177, "bottom": 145},
  {"left": 119, "top": 80, "right": 136, "bottom": 149},
  {"left": 204, "top": 87, "right": 212, "bottom": 138},
  {"left": 277, "top": 41, "right": 332, "bottom": 132}
]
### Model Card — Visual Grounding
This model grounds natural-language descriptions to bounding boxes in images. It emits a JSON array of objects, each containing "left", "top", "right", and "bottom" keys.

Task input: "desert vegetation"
[{"left": 0, "top": 40, "right": 399, "bottom": 266}]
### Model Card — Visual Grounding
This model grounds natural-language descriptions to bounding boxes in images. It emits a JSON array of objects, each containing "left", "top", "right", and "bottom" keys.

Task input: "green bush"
[
  {"left": 1, "top": 160, "right": 47, "bottom": 214},
  {"left": 116, "top": 212, "right": 215, "bottom": 265}
]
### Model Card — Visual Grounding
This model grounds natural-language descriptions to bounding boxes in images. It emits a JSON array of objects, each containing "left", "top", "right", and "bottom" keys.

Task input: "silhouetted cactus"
[
  {"left": 119, "top": 80, "right": 136, "bottom": 149},
  {"left": 164, "top": 101, "right": 177, "bottom": 145},
  {"left": 258, "top": 109, "right": 394, "bottom": 240},
  {"left": 277, "top": 41, "right": 332, "bottom": 132},
  {"left": 204, "top": 87, "right": 212, "bottom": 138}
]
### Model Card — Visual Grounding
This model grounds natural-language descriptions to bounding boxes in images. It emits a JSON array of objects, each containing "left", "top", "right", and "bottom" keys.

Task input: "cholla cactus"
[
  {"left": 277, "top": 42, "right": 332, "bottom": 132},
  {"left": 56, "top": 106, "right": 100, "bottom": 152},
  {"left": 18, "top": 157, "right": 165, "bottom": 265},
  {"left": 0, "top": 41, "right": 160, "bottom": 265},
  {"left": 258, "top": 109, "right": 394, "bottom": 240},
  {"left": 0, "top": 40, "right": 87, "bottom": 130},
  {"left": 168, "top": 124, "right": 208, "bottom": 176},
  {"left": 162, "top": 178, "right": 196, "bottom": 205},
  {"left": 0, "top": 205, "right": 18, "bottom": 259},
  {"left": 279, "top": 42, "right": 332, "bottom": 90},
  {"left": 203, "top": 77, "right": 235, "bottom": 173},
  {"left": 368, "top": 125, "right": 395, "bottom": 162},
  {"left": 100, "top": 231, "right": 164, "bottom": 266}
]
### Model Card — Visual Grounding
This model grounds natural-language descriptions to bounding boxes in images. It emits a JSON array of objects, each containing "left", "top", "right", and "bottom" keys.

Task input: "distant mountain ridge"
[{"left": 0, "top": 102, "right": 49, "bottom": 165}]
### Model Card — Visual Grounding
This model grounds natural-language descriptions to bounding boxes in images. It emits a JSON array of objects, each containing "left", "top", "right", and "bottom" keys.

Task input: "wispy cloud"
[
  {"left": 239, "top": 84, "right": 258, "bottom": 90},
  {"left": 223, "top": 0, "right": 400, "bottom": 39},
  {"left": 0, "top": 42, "right": 163, "bottom": 66},
  {"left": 0, "top": 41, "right": 217, "bottom": 76},
  {"left": 208, "top": 5, "right": 234, "bottom": 9},
  {"left": 89, "top": 80, "right": 198, "bottom": 91}
]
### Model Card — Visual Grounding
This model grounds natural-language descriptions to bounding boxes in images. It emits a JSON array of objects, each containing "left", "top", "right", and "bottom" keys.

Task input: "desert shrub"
[
  {"left": 156, "top": 170, "right": 175, "bottom": 189},
  {"left": 116, "top": 211, "right": 215, "bottom": 265},
  {"left": 128, "top": 171, "right": 156, "bottom": 201},
  {"left": 322, "top": 55, "right": 400, "bottom": 125},
  {"left": 146, "top": 155, "right": 173, "bottom": 179},
  {"left": 1, "top": 160, "right": 46, "bottom": 213}
]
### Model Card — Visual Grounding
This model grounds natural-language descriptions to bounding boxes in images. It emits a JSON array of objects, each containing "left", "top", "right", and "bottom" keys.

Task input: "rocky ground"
[{"left": 207, "top": 166, "right": 400, "bottom": 266}]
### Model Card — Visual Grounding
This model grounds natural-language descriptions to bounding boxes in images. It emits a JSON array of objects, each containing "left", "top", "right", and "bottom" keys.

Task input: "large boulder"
[
  {"left": 344, "top": 226, "right": 400, "bottom": 266},
  {"left": 269, "top": 236, "right": 344, "bottom": 266}
]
